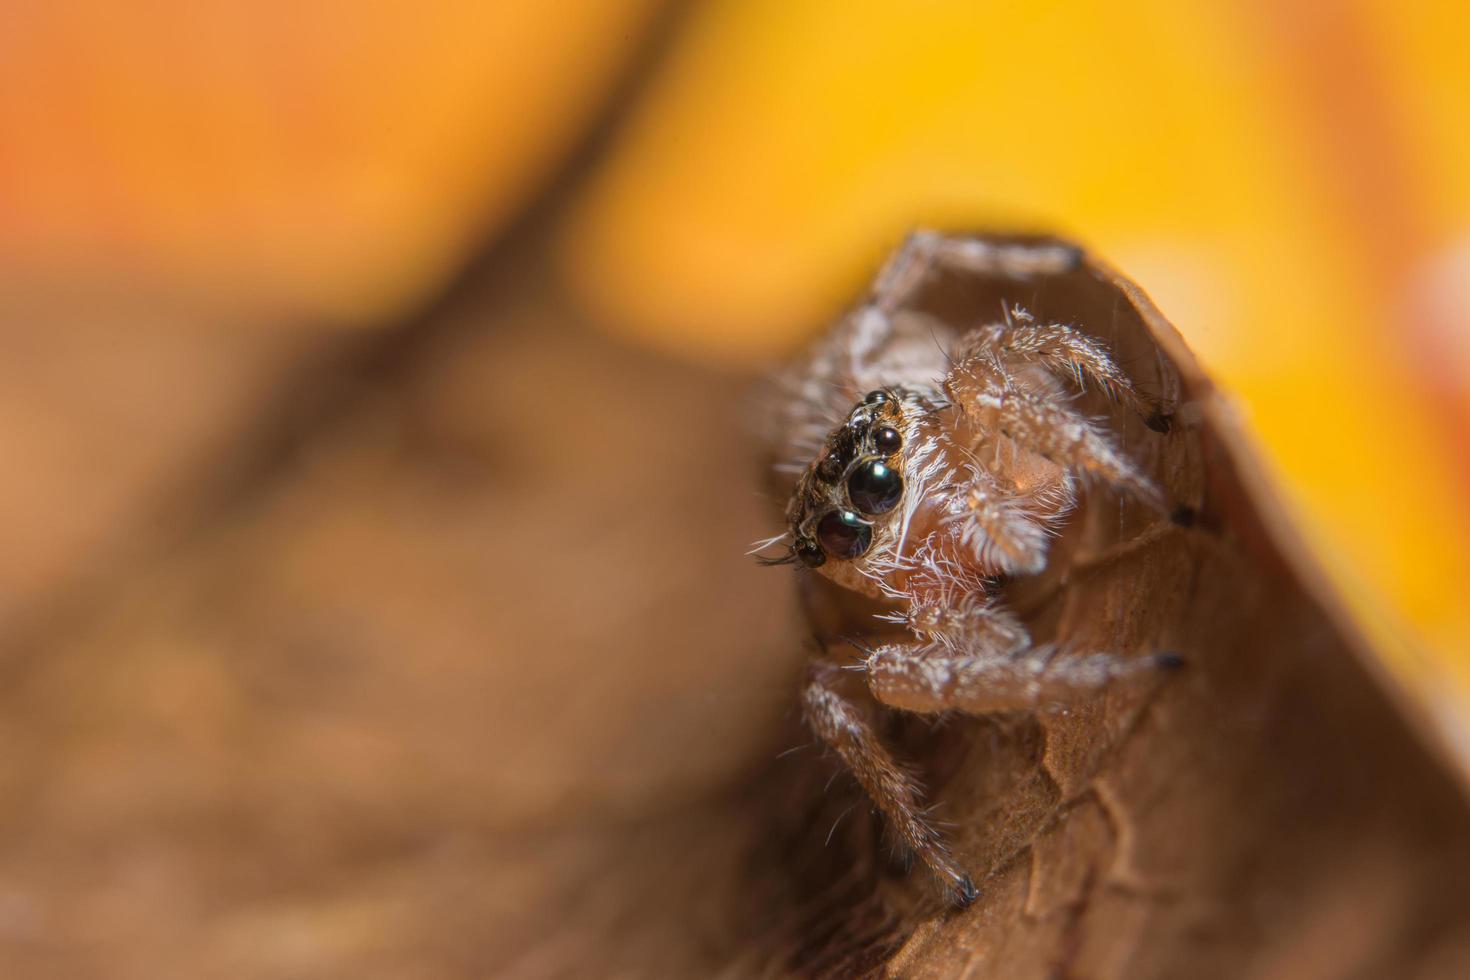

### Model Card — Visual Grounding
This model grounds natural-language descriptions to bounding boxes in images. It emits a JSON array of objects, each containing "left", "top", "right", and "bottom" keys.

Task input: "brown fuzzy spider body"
[{"left": 759, "top": 232, "right": 1177, "bottom": 906}]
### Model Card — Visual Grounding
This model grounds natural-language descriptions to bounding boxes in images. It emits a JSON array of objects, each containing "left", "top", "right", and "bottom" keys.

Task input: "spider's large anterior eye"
[
  {"left": 816, "top": 510, "right": 872, "bottom": 560},
  {"left": 847, "top": 459, "right": 903, "bottom": 515}
]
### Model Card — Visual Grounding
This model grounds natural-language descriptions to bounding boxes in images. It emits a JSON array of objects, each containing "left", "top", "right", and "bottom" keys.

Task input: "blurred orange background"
[{"left": 2, "top": 0, "right": 1467, "bottom": 747}]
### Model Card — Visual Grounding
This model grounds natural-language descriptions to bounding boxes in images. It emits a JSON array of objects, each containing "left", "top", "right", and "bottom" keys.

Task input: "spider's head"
[{"left": 769, "top": 388, "right": 911, "bottom": 582}]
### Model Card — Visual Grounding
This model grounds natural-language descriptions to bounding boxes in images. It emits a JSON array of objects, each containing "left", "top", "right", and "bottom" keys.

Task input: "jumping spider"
[{"left": 757, "top": 231, "right": 1179, "bottom": 907}]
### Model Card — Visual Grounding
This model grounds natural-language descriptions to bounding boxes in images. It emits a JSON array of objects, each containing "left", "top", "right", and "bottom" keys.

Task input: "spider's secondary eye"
[
  {"left": 816, "top": 510, "right": 872, "bottom": 559},
  {"left": 848, "top": 459, "right": 903, "bottom": 515},
  {"left": 795, "top": 540, "right": 826, "bottom": 567},
  {"left": 863, "top": 389, "right": 890, "bottom": 405},
  {"left": 816, "top": 453, "right": 845, "bottom": 483},
  {"left": 872, "top": 425, "right": 902, "bottom": 455}
]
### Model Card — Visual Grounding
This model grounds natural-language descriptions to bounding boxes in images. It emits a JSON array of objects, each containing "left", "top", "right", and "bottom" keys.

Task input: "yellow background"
[
  {"left": 2, "top": 1, "right": 1467, "bottom": 735},
  {"left": 560, "top": 0, "right": 1470, "bottom": 724}
]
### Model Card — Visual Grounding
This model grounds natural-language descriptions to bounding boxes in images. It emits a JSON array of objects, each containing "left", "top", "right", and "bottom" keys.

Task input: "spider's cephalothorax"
[{"left": 757, "top": 231, "right": 1179, "bottom": 908}]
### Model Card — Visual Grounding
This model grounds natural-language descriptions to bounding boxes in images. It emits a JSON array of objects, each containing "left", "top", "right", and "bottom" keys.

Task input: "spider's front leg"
[
  {"left": 802, "top": 660, "right": 980, "bottom": 907},
  {"left": 838, "top": 233, "right": 1087, "bottom": 383},
  {"left": 811, "top": 584, "right": 1175, "bottom": 903},
  {"left": 864, "top": 542, "right": 1181, "bottom": 718},
  {"left": 944, "top": 351, "right": 1166, "bottom": 510},
  {"left": 954, "top": 315, "right": 1169, "bottom": 428},
  {"left": 869, "top": 231, "right": 1082, "bottom": 315},
  {"left": 863, "top": 615, "right": 1182, "bottom": 716}
]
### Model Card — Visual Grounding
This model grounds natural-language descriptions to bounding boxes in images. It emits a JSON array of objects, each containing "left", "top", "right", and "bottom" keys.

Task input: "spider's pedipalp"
[{"left": 940, "top": 466, "right": 1054, "bottom": 576}]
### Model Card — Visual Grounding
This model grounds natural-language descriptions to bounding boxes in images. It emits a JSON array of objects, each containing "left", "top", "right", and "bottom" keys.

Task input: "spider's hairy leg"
[
  {"left": 869, "top": 231, "right": 1082, "bottom": 314},
  {"left": 945, "top": 357, "right": 1164, "bottom": 510},
  {"left": 865, "top": 570, "right": 1178, "bottom": 713},
  {"left": 802, "top": 660, "right": 978, "bottom": 907},
  {"left": 865, "top": 637, "right": 1182, "bottom": 715},
  {"left": 880, "top": 570, "right": 1032, "bottom": 655},
  {"left": 836, "top": 232, "right": 1080, "bottom": 391},
  {"left": 956, "top": 319, "right": 1164, "bottom": 424},
  {"left": 946, "top": 465, "right": 1057, "bottom": 576}
]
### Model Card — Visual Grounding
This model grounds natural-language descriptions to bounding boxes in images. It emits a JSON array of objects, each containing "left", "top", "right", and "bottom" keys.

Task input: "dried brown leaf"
[{"left": 2, "top": 239, "right": 1468, "bottom": 979}]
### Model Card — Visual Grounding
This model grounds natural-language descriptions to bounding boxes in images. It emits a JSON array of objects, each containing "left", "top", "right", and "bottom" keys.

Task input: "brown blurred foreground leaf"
[{"left": 1, "top": 237, "right": 1468, "bottom": 978}]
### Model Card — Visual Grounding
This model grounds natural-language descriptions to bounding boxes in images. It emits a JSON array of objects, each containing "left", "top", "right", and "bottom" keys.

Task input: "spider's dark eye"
[
  {"left": 863, "top": 389, "right": 890, "bottom": 406},
  {"left": 816, "top": 453, "right": 845, "bottom": 483},
  {"left": 872, "top": 425, "right": 902, "bottom": 455},
  {"left": 848, "top": 459, "right": 903, "bottom": 515},
  {"left": 816, "top": 510, "right": 872, "bottom": 560},
  {"left": 795, "top": 540, "right": 826, "bottom": 568}
]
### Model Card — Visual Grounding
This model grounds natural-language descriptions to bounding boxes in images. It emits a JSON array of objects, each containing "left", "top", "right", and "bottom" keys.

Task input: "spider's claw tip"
[
  {"left": 1153, "top": 651, "right": 1186, "bottom": 671},
  {"left": 953, "top": 875, "right": 980, "bottom": 909}
]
